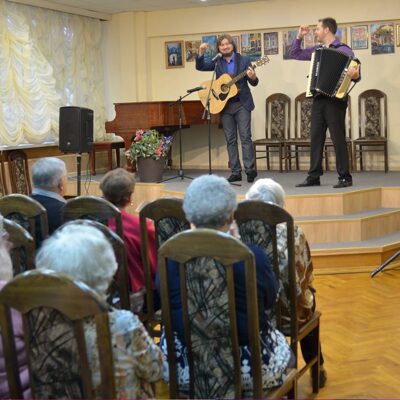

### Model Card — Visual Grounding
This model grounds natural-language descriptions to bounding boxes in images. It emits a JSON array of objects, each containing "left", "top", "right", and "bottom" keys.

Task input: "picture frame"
[
  {"left": 302, "top": 30, "right": 315, "bottom": 49},
  {"left": 397, "top": 24, "right": 400, "bottom": 46},
  {"left": 282, "top": 29, "right": 297, "bottom": 60},
  {"left": 263, "top": 32, "right": 279, "bottom": 55},
  {"left": 241, "top": 32, "right": 262, "bottom": 61},
  {"left": 165, "top": 41, "right": 184, "bottom": 68},
  {"left": 185, "top": 40, "right": 201, "bottom": 62},
  {"left": 351, "top": 25, "right": 369, "bottom": 50},
  {"left": 370, "top": 22, "right": 395, "bottom": 55},
  {"left": 201, "top": 35, "right": 218, "bottom": 64},
  {"left": 231, "top": 35, "right": 241, "bottom": 53},
  {"left": 336, "top": 26, "right": 347, "bottom": 44}
]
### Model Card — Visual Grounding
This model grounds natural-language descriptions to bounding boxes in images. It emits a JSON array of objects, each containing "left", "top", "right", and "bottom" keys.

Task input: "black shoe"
[
  {"left": 333, "top": 178, "right": 353, "bottom": 188},
  {"left": 227, "top": 173, "right": 242, "bottom": 183},
  {"left": 246, "top": 170, "right": 257, "bottom": 183},
  {"left": 296, "top": 177, "right": 320, "bottom": 187},
  {"left": 319, "top": 367, "right": 327, "bottom": 389}
]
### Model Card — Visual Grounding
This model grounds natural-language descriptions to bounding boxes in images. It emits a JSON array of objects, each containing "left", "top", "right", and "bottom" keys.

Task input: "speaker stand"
[{"left": 76, "top": 153, "right": 82, "bottom": 196}]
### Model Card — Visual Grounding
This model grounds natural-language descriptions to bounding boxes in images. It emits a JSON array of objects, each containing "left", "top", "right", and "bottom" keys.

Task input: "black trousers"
[
  {"left": 300, "top": 328, "right": 325, "bottom": 366},
  {"left": 308, "top": 96, "right": 351, "bottom": 181}
]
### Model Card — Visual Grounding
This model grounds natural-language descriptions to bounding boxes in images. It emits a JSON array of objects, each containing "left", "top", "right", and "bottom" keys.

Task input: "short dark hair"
[
  {"left": 99, "top": 168, "right": 135, "bottom": 207},
  {"left": 319, "top": 17, "right": 337, "bottom": 34},
  {"left": 217, "top": 34, "right": 237, "bottom": 53}
]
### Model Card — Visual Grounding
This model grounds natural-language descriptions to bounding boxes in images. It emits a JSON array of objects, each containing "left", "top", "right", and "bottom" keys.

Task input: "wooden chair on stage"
[
  {"left": 235, "top": 200, "right": 321, "bottom": 393},
  {"left": 7, "top": 150, "right": 32, "bottom": 195},
  {"left": 158, "top": 228, "right": 297, "bottom": 399},
  {"left": 253, "top": 93, "right": 291, "bottom": 172},
  {"left": 353, "top": 89, "right": 388, "bottom": 172},
  {"left": 0, "top": 269, "right": 116, "bottom": 399},
  {"left": 139, "top": 197, "right": 190, "bottom": 338}
]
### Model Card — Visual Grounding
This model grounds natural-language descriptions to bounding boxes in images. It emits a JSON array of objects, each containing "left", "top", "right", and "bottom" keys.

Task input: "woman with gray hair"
[
  {"left": 157, "top": 174, "right": 293, "bottom": 394},
  {"left": 246, "top": 178, "right": 327, "bottom": 387},
  {"left": 35, "top": 223, "right": 163, "bottom": 398}
]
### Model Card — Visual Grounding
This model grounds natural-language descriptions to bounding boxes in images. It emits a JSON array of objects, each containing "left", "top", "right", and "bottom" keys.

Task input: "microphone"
[
  {"left": 186, "top": 85, "right": 206, "bottom": 93},
  {"left": 211, "top": 53, "right": 222, "bottom": 62}
]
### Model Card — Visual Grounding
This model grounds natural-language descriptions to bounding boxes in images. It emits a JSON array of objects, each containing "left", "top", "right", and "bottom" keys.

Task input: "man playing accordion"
[{"left": 290, "top": 17, "right": 360, "bottom": 188}]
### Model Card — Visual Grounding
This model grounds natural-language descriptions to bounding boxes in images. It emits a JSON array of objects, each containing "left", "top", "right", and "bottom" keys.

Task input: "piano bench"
[{"left": 90, "top": 141, "right": 125, "bottom": 175}]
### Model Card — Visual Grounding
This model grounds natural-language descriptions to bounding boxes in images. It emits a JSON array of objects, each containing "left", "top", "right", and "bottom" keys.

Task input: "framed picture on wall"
[
  {"left": 397, "top": 24, "right": 400, "bottom": 46},
  {"left": 165, "top": 41, "right": 184, "bottom": 68},
  {"left": 231, "top": 35, "right": 241, "bottom": 53},
  {"left": 201, "top": 35, "right": 218, "bottom": 64},
  {"left": 336, "top": 26, "right": 347, "bottom": 44},
  {"left": 370, "top": 22, "right": 394, "bottom": 54},
  {"left": 241, "top": 33, "right": 262, "bottom": 61},
  {"left": 263, "top": 32, "right": 278, "bottom": 55},
  {"left": 351, "top": 25, "right": 368, "bottom": 50},
  {"left": 282, "top": 29, "right": 297, "bottom": 59},
  {"left": 185, "top": 40, "right": 201, "bottom": 62},
  {"left": 302, "top": 30, "right": 315, "bottom": 49}
]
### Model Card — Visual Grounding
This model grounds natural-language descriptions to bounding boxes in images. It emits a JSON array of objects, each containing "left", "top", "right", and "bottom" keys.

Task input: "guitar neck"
[{"left": 229, "top": 63, "right": 257, "bottom": 87}]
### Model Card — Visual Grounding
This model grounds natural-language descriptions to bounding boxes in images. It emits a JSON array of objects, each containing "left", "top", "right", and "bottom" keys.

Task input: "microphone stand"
[
  {"left": 162, "top": 91, "right": 195, "bottom": 182},
  {"left": 371, "top": 250, "right": 400, "bottom": 277}
]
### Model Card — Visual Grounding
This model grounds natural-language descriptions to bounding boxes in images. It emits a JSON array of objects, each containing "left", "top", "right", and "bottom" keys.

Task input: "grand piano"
[{"left": 105, "top": 100, "right": 219, "bottom": 149}]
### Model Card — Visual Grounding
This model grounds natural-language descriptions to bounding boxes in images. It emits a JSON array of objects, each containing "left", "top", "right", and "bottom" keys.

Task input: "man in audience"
[
  {"left": 246, "top": 178, "right": 327, "bottom": 388},
  {"left": 35, "top": 222, "right": 163, "bottom": 398},
  {"left": 157, "top": 174, "right": 293, "bottom": 395},
  {"left": 31, "top": 157, "right": 67, "bottom": 235}
]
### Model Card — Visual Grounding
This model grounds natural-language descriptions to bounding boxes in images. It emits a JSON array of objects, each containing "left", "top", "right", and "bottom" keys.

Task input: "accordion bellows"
[{"left": 306, "top": 47, "right": 360, "bottom": 99}]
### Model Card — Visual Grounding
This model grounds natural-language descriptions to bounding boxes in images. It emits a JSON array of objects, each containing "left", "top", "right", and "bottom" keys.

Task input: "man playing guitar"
[{"left": 196, "top": 34, "right": 258, "bottom": 183}]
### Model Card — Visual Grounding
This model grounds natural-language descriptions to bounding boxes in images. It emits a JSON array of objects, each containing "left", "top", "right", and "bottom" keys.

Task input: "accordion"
[{"left": 306, "top": 47, "right": 360, "bottom": 99}]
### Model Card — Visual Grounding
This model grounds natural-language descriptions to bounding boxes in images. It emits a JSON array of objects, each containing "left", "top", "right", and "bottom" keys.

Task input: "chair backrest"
[
  {"left": 234, "top": 200, "right": 298, "bottom": 357},
  {"left": 0, "top": 153, "right": 8, "bottom": 196},
  {"left": 326, "top": 95, "right": 352, "bottom": 140},
  {"left": 3, "top": 218, "right": 35, "bottom": 276},
  {"left": 56, "top": 219, "right": 131, "bottom": 311},
  {"left": 0, "top": 194, "right": 49, "bottom": 247},
  {"left": 358, "top": 89, "right": 387, "bottom": 139},
  {"left": 62, "top": 195, "right": 124, "bottom": 238},
  {"left": 139, "top": 197, "right": 190, "bottom": 327},
  {"left": 266, "top": 93, "right": 291, "bottom": 140},
  {"left": 7, "top": 150, "right": 32, "bottom": 195},
  {"left": 294, "top": 92, "right": 313, "bottom": 139},
  {"left": 0, "top": 269, "right": 115, "bottom": 399},
  {"left": 158, "top": 228, "right": 262, "bottom": 399}
]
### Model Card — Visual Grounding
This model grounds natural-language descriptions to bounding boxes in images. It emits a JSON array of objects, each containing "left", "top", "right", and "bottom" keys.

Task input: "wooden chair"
[
  {"left": 235, "top": 200, "right": 321, "bottom": 393},
  {"left": 3, "top": 218, "right": 35, "bottom": 276},
  {"left": 253, "top": 93, "right": 291, "bottom": 172},
  {"left": 7, "top": 150, "right": 32, "bottom": 195},
  {"left": 62, "top": 195, "right": 123, "bottom": 238},
  {"left": 353, "top": 89, "right": 388, "bottom": 172},
  {"left": 323, "top": 95, "right": 353, "bottom": 172},
  {"left": 158, "top": 228, "right": 297, "bottom": 399},
  {"left": 56, "top": 219, "right": 131, "bottom": 311},
  {"left": 285, "top": 92, "right": 313, "bottom": 170},
  {"left": 0, "top": 153, "right": 8, "bottom": 196},
  {"left": 0, "top": 269, "right": 116, "bottom": 399},
  {"left": 0, "top": 194, "right": 49, "bottom": 248},
  {"left": 139, "top": 197, "right": 190, "bottom": 337}
]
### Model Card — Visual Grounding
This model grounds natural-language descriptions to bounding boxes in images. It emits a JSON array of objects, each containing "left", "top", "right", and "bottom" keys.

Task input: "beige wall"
[{"left": 103, "top": 0, "right": 400, "bottom": 171}]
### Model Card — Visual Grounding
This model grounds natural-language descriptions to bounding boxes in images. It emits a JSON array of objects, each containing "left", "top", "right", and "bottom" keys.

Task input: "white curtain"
[{"left": 0, "top": 0, "right": 106, "bottom": 146}]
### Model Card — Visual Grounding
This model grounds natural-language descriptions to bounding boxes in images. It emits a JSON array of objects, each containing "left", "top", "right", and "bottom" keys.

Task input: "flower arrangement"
[{"left": 126, "top": 129, "right": 173, "bottom": 162}]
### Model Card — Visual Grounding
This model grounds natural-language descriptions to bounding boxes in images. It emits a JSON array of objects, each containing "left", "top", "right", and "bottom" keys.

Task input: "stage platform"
[{"left": 72, "top": 169, "right": 400, "bottom": 276}]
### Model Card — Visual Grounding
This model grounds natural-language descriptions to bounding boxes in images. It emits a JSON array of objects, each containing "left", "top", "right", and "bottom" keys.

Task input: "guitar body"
[{"left": 198, "top": 73, "right": 238, "bottom": 114}]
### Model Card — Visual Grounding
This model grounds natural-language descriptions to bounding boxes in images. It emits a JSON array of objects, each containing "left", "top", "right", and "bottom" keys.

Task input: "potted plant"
[{"left": 126, "top": 129, "right": 173, "bottom": 182}]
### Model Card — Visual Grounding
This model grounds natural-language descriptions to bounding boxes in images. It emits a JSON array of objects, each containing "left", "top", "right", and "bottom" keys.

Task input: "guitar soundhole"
[{"left": 220, "top": 84, "right": 229, "bottom": 93}]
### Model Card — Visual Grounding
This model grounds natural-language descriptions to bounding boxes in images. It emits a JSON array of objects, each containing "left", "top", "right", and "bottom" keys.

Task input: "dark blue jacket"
[{"left": 196, "top": 53, "right": 259, "bottom": 112}]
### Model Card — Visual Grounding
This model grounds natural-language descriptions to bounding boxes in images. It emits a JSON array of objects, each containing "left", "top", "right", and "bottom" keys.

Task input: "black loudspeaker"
[{"left": 59, "top": 106, "right": 94, "bottom": 153}]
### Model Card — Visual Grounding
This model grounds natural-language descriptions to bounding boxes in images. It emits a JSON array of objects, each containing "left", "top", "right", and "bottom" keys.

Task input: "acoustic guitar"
[{"left": 198, "top": 55, "right": 270, "bottom": 114}]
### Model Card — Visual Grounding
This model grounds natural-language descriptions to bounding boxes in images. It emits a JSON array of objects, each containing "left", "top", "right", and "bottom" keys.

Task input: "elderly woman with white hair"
[
  {"left": 246, "top": 178, "right": 327, "bottom": 387},
  {"left": 157, "top": 174, "right": 293, "bottom": 394},
  {"left": 35, "top": 223, "right": 163, "bottom": 399}
]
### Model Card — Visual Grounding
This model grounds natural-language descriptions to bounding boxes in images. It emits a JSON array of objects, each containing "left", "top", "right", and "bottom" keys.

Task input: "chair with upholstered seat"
[
  {"left": 353, "top": 89, "right": 388, "bottom": 172},
  {"left": 235, "top": 200, "right": 321, "bottom": 393},
  {"left": 4, "top": 218, "right": 35, "bottom": 276},
  {"left": 7, "top": 150, "right": 32, "bottom": 195},
  {"left": 139, "top": 197, "right": 190, "bottom": 337},
  {"left": 159, "top": 228, "right": 297, "bottom": 399},
  {"left": 62, "top": 195, "right": 123, "bottom": 239},
  {"left": 0, "top": 194, "right": 49, "bottom": 248},
  {"left": 0, "top": 269, "right": 116, "bottom": 399},
  {"left": 285, "top": 92, "right": 313, "bottom": 170},
  {"left": 253, "top": 93, "right": 291, "bottom": 172}
]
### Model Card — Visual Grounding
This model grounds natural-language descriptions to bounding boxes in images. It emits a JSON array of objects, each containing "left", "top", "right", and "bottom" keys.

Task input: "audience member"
[
  {"left": 245, "top": 178, "right": 327, "bottom": 387},
  {"left": 35, "top": 223, "right": 163, "bottom": 398},
  {"left": 0, "top": 215, "right": 30, "bottom": 398},
  {"left": 99, "top": 168, "right": 157, "bottom": 294},
  {"left": 157, "top": 175, "right": 293, "bottom": 394},
  {"left": 31, "top": 157, "right": 67, "bottom": 237}
]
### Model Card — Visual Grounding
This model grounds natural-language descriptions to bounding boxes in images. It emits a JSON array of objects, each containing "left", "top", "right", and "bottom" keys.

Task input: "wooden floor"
[{"left": 156, "top": 267, "right": 400, "bottom": 399}]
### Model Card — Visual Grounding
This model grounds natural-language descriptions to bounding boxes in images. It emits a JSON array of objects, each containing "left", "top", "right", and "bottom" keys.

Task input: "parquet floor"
[{"left": 156, "top": 268, "right": 400, "bottom": 399}]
